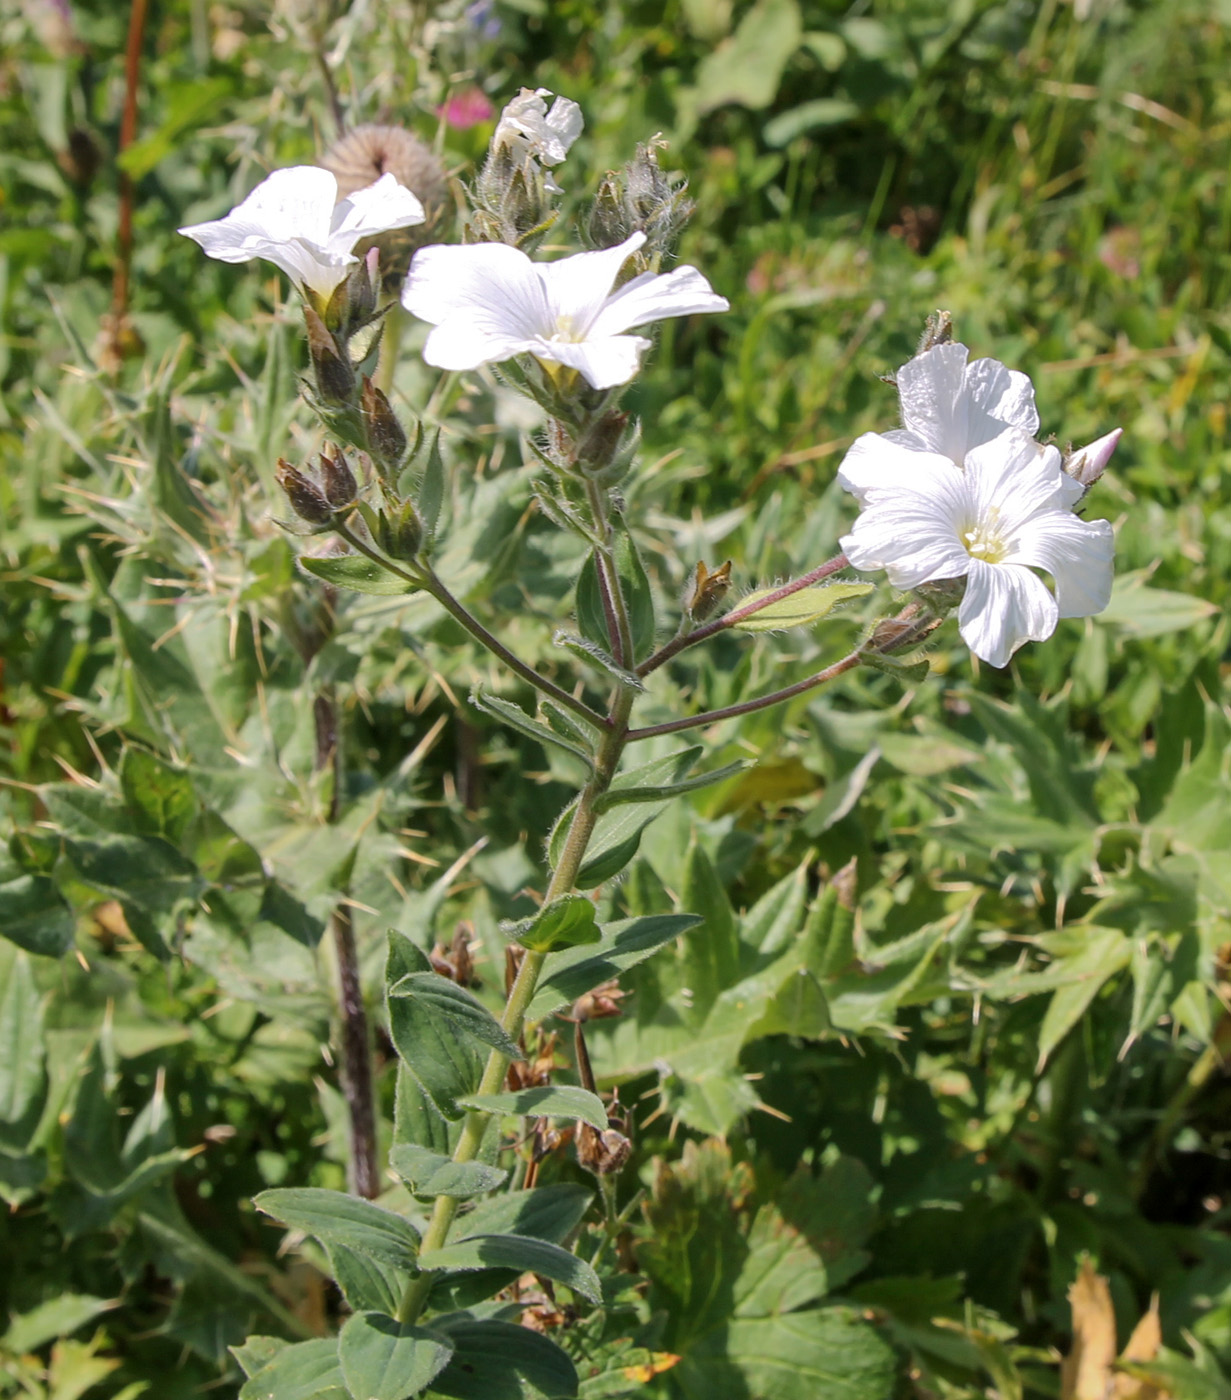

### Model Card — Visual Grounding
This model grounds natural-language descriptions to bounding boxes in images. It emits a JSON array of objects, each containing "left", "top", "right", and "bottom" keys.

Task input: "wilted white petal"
[
  {"left": 329, "top": 172, "right": 424, "bottom": 250},
  {"left": 496, "top": 87, "right": 584, "bottom": 169},
  {"left": 543, "top": 96, "right": 584, "bottom": 163},
  {"left": 545, "top": 334, "right": 651, "bottom": 390},
  {"left": 1006, "top": 513, "right": 1115, "bottom": 619},
  {"left": 590, "top": 262, "right": 729, "bottom": 338},
  {"left": 959, "top": 559, "right": 1058, "bottom": 667}
]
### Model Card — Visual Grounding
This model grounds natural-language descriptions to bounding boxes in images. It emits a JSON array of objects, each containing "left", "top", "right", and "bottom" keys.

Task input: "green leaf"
[
  {"left": 1097, "top": 572, "right": 1220, "bottom": 638},
  {"left": 574, "top": 526, "right": 656, "bottom": 663},
  {"left": 732, "top": 582, "right": 872, "bottom": 632},
  {"left": 681, "top": 841, "right": 742, "bottom": 1020},
  {"left": 526, "top": 914, "right": 702, "bottom": 1020},
  {"left": 388, "top": 974, "right": 521, "bottom": 1061},
  {"left": 503, "top": 895, "right": 601, "bottom": 953},
  {"left": 693, "top": 0, "right": 803, "bottom": 113},
  {"left": 119, "top": 748, "right": 198, "bottom": 842},
  {"left": 1036, "top": 928, "right": 1132, "bottom": 1068},
  {"left": 419, "top": 1235, "right": 601, "bottom": 1305},
  {"left": 389, "top": 1145, "right": 507, "bottom": 1198},
  {"left": 255, "top": 1188, "right": 421, "bottom": 1272},
  {"left": 338, "top": 1313, "right": 454, "bottom": 1400},
  {"left": 859, "top": 650, "right": 930, "bottom": 683},
  {"left": 551, "top": 750, "right": 704, "bottom": 889},
  {"left": 1118, "top": 1349, "right": 1231, "bottom": 1400},
  {"left": 0, "top": 943, "right": 45, "bottom": 1130},
  {"left": 327, "top": 1244, "right": 406, "bottom": 1315},
  {"left": 427, "top": 1317, "right": 579, "bottom": 1400},
  {"left": 552, "top": 632, "right": 644, "bottom": 691},
  {"left": 417, "top": 429, "right": 446, "bottom": 538},
  {"left": 2, "top": 1295, "right": 115, "bottom": 1354},
  {"left": 300, "top": 553, "right": 419, "bottom": 596},
  {"left": 764, "top": 97, "right": 860, "bottom": 146},
  {"left": 118, "top": 76, "right": 235, "bottom": 179},
  {"left": 0, "top": 871, "right": 74, "bottom": 958},
  {"left": 591, "top": 758, "right": 750, "bottom": 812},
  {"left": 470, "top": 689, "right": 593, "bottom": 768},
  {"left": 230, "top": 1337, "right": 289, "bottom": 1381},
  {"left": 457, "top": 1086, "right": 609, "bottom": 1131},
  {"left": 239, "top": 1338, "right": 347, "bottom": 1400},
  {"left": 455, "top": 1184, "right": 593, "bottom": 1243}
]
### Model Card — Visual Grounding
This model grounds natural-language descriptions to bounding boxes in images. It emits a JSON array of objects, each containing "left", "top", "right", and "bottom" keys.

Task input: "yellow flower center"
[{"left": 962, "top": 508, "right": 1009, "bottom": 564}]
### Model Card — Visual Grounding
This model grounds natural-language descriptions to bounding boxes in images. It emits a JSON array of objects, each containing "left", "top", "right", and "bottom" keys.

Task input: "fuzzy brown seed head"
[
  {"left": 318, "top": 449, "right": 358, "bottom": 509},
  {"left": 276, "top": 460, "right": 333, "bottom": 524}
]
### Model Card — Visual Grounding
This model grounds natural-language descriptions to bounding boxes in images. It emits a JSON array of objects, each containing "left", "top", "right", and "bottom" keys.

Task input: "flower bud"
[
  {"left": 276, "top": 459, "right": 333, "bottom": 524},
  {"left": 319, "top": 449, "right": 358, "bottom": 509},
  {"left": 325, "top": 250, "right": 379, "bottom": 338},
  {"left": 1063, "top": 428, "right": 1121, "bottom": 492},
  {"left": 304, "top": 303, "right": 356, "bottom": 405},
  {"left": 686, "top": 560, "right": 732, "bottom": 621},
  {"left": 577, "top": 410, "right": 630, "bottom": 474},
  {"left": 361, "top": 377, "right": 408, "bottom": 474},
  {"left": 379, "top": 499, "right": 423, "bottom": 560}
]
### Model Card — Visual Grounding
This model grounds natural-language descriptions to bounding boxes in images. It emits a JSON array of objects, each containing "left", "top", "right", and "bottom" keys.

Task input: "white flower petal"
[
  {"left": 537, "top": 234, "right": 645, "bottom": 333},
  {"left": 1005, "top": 513, "right": 1115, "bottom": 619},
  {"left": 402, "top": 242, "right": 551, "bottom": 339},
  {"left": 538, "top": 334, "right": 651, "bottom": 390},
  {"left": 329, "top": 172, "right": 424, "bottom": 251},
  {"left": 229, "top": 166, "right": 338, "bottom": 244},
  {"left": 589, "top": 262, "right": 729, "bottom": 338},
  {"left": 422, "top": 320, "right": 539, "bottom": 372},
  {"left": 1065, "top": 427, "right": 1122, "bottom": 489},
  {"left": 963, "top": 355, "right": 1040, "bottom": 444},
  {"left": 958, "top": 559, "right": 1057, "bottom": 667},
  {"left": 963, "top": 432, "right": 1067, "bottom": 534},
  {"left": 837, "top": 432, "right": 963, "bottom": 505},
  {"left": 894, "top": 341, "right": 972, "bottom": 462},
  {"left": 840, "top": 477, "right": 971, "bottom": 585}
]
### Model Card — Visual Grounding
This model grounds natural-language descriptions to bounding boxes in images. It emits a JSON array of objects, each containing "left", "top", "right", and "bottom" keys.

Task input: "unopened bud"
[
  {"left": 324, "top": 250, "right": 379, "bottom": 338},
  {"left": 577, "top": 410, "right": 630, "bottom": 474},
  {"left": 918, "top": 310, "right": 953, "bottom": 354},
  {"left": 361, "top": 377, "right": 408, "bottom": 473},
  {"left": 379, "top": 499, "right": 423, "bottom": 560},
  {"left": 276, "top": 460, "right": 332, "bottom": 524},
  {"left": 319, "top": 449, "right": 358, "bottom": 509},
  {"left": 686, "top": 560, "right": 732, "bottom": 621},
  {"left": 587, "top": 173, "right": 628, "bottom": 249},
  {"left": 304, "top": 303, "right": 356, "bottom": 405},
  {"left": 1063, "top": 427, "right": 1121, "bottom": 491}
]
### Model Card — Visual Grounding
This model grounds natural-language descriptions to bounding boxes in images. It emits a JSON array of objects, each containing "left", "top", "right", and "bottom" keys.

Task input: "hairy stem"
[
  {"left": 637, "top": 553, "right": 850, "bottom": 678},
  {"left": 396, "top": 632, "right": 638, "bottom": 1326},
  {"left": 585, "top": 478, "right": 634, "bottom": 669},
  {"left": 626, "top": 651, "right": 862, "bottom": 742}
]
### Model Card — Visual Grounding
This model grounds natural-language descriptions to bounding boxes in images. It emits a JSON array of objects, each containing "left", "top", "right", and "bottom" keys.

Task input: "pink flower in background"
[{"left": 440, "top": 87, "right": 496, "bottom": 131}]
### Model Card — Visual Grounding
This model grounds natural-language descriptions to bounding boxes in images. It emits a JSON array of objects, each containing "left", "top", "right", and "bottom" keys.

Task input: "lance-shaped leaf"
[
  {"left": 389, "top": 1144, "right": 507, "bottom": 1198},
  {"left": 300, "top": 553, "right": 419, "bottom": 596},
  {"left": 470, "top": 689, "right": 593, "bottom": 768},
  {"left": 592, "top": 758, "right": 750, "bottom": 813},
  {"left": 417, "top": 428, "right": 446, "bottom": 538},
  {"left": 860, "top": 649, "right": 929, "bottom": 683},
  {"left": 553, "top": 631, "right": 644, "bottom": 691},
  {"left": 427, "top": 1317, "right": 580, "bottom": 1400},
  {"left": 338, "top": 1313, "right": 454, "bottom": 1400},
  {"left": 527, "top": 914, "right": 702, "bottom": 1020},
  {"left": 255, "top": 1188, "right": 421, "bottom": 1273},
  {"left": 418, "top": 1234, "right": 602, "bottom": 1305},
  {"left": 502, "top": 895, "right": 601, "bottom": 953},
  {"left": 458, "top": 1085, "right": 609, "bottom": 1132},
  {"left": 575, "top": 526, "right": 656, "bottom": 661},
  {"left": 238, "top": 1337, "right": 347, "bottom": 1400},
  {"left": 549, "top": 749, "right": 706, "bottom": 889},
  {"left": 327, "top": 1244, "right": 405, "bottom": 1315},
  {"left": 732, "top": 581, "right": 872, "bottom": 632},
  {"left": 456, "top": 1184, "right": 593, "bottom": 1243},
  {"left": 387, "top": 973, "right": 522, "bottom": 1117}
]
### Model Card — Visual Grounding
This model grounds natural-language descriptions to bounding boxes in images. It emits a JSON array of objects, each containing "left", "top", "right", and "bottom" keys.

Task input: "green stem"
[
  {"left": 626, "top": 651, "right": 862, "bottom": 742},
  {"left": 585, "top": 478, "right": 634, "bottom": 669},
  {"left": 331, "top": 519, "right": 608, "bottom": 730},
  {"left": 636, "top": 553, "right": 849, "bottom": 678},
  {"left": 397, "top": 686, "right": 636, "bottom": 1325}
]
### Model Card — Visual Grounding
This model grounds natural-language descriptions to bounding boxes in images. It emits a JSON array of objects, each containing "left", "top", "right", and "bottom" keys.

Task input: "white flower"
[
  {"left": 178, "top": 166, "right": 425, "bottom": 300},
  {"left": 401, "top": 230, "right": 729, "bottom": 390},
  {"left": 839, "top": 428, "right": 1115, "bottom": 668},
  {"left": 495, "top": 87, "right": 583, "bottom": 190}
]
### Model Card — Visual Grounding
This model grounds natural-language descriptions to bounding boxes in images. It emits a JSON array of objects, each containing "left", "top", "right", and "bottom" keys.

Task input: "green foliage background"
[{"left": 2, "top": 0, "right": 1230, "bottom": 1397}]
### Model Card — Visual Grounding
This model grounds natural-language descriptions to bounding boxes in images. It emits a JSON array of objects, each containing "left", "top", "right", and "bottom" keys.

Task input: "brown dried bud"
[
  {"left": 276, "top": 459, "right": 332, "bottom": 524},
  {"left": 304, "top": 303, "right": 355, "bottom": 405},
  {"left": 687, "top": 560, "right": 732, "bottom": 621},
  {"left": 319, "top": 449, "right": 358, "bottom": 509},
  {"left": 918, "top": 309, "right": 953, "bottom": 354},
  {"left": 361, "top": 377, "right": 408, "bottom": 473},
  {"left": 576, "top": 1122, "right": 632, "bottom": 1176}
]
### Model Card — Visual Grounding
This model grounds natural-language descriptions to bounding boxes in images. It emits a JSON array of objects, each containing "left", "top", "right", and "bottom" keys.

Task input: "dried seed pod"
[
  {"left": 320, "top": 124, "right": 449, "bottom": 281},
  {"left": 276, "top": 460, "right": 332, "bottom": 524}
]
